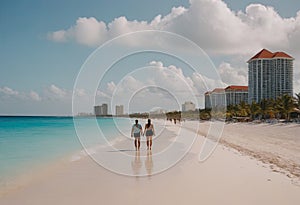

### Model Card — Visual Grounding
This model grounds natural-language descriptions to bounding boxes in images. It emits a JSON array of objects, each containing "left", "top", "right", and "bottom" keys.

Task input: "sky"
[{"left": 0, "top": 0, "right": 300, "bottom": 115}]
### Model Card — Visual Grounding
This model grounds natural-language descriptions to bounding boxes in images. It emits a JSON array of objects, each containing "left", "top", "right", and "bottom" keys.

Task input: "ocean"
[{"left": 0, "top": 116, "right": 131, "bottom": 189}]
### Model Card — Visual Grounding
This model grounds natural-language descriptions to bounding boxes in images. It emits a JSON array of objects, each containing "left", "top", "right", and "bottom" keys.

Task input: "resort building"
[
  {"left": 204, "top": 88, "right": 226, "bottom": 109},
  {"left": 182, "top": 101, "right": 196, "bottom": 112},
  {"left": 248, "top": 49, "right": 294, "bottom": 103},
  {"left": 94, "top": 103, "right": 108, "bottom": 116},
  {"left": 115, "top": 105, "right": 124, "bottom": 116},
  {"left": 225, "top": 85, "right": 248, "bottom": 106},
  {"left": 205, "top": 86, "right": 248, "bottom": 109}
]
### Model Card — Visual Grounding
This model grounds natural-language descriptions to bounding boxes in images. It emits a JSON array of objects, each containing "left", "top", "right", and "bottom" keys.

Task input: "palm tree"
[
  {"left": 226, "top": 104, "right": 239, "bottom": 119},
  {"left": 277, "top": 94, "right": 295, "bottom": 121},
  {"left": 250, "top": 101, "right": 261, "bottom": 120},
  {"left": 238, "top": 101, "right": 250, "bottom": 117},
  {"left": 295, "top": 92, "right": 300, "bottom": 109},
  {"left": 260, "top": 99, "right": 270, "bottom": 120},
  {"left": 267, "top": 98, "right": 278, "bottom": 119}
]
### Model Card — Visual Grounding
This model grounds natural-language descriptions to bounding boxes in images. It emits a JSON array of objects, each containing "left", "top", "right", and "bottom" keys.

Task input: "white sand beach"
[{"left": 0, "top": 120, "right": 300, "bottom": 205}]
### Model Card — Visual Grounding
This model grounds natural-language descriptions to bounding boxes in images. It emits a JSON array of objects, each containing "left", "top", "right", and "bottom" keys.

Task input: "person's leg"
[
  {"left": 137, "top": 138, "right": 141, "bottom": 150},
  {"left": 146, "top": 136, "right": 149, "bottom": 150},
  {"left": 149, "top": 136, "right": 152, "bottom": 150},
  {"left": 134, "top": 138, "right": 138, "bottom": 150}
]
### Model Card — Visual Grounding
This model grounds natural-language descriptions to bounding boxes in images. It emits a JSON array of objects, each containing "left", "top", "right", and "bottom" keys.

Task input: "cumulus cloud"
[
  {"left": 218, "top": 62, "right": 247, "bottom": 86},
  {"left": 48, "top": 17, "right": 107, "bottom": 46},
  {"left": 47, "top": 1, "right": 300, "bottom": 57},
  {"left": 0, "top": 85, "right": 79, "bottom": 102},
  {"left": 48, "top": 84, "right": 67, "bottom": 98},
  {"left": 47, "top": 6, "right": 186, "bottom": 47},
  {"left": 75, "top": 88, "right": 87, "bottom": 97},
  {"left": 96, "top": 61, "right": 225, "bottom": 111},
  {"left": 0, "top": 86, "right": 19, "bottom": 96},
  {"left": 48, "top": 30, "right": 67, "bottom": 42},
  {"left": 29, "top": 91, "right": 41, "bottom": 101}
]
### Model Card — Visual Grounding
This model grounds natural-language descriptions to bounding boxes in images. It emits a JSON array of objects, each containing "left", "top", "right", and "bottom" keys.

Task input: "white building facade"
[
  {"left": 115, "top": 105, "right": 124, "bottom": 116},
  {"left": 225, "top": 86, "right": 248, "bottom": 106},
  {"left": 204, "top": 88, "right": 226, "bottom": 109},
  {"left": 248, "top": 49, "right": 294, "bottom": 103}
]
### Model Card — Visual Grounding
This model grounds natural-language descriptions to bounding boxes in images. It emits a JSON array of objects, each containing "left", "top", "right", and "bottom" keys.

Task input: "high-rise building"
[
  {"left": 94, "top": 105, "right": 102, "bottom": 116},
  {"left": 115, "top": 105, "right": 124, "bottom": 116},
  {"left": 248, "top": 49, "right": 294, "bottom": 103},
  {"left": 182, "top": 101, "right": 196, "bottom": 112},
  {"left": 225, "top": 85, "right": 248, "bottom": 106},
  {"left": 94, "top": 103, "right": 108, "bottom": 116}
]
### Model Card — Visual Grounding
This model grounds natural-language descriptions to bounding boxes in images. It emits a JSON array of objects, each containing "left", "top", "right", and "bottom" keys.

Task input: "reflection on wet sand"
[
  {"left": 131, "top": 150, "right": 154, "bottom": 177},
  {"left": 145, "top": 150, "right": 153, "bottom": 178},
  {"left": 131, "top": 151, "right": 142, "bottom": 176}
]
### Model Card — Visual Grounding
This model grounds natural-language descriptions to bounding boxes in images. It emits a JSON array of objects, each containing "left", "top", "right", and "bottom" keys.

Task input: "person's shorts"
[
  {"left": 145, "top": 130, "right": 153, "bottom": 136},
  {"left": 134, "top": 133, "right": 141, "bottom": 138}
]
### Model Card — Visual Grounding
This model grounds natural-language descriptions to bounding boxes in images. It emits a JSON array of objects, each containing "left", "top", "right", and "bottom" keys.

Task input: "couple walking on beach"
[{"left": 131, "top": 119, "right": 155, "bottom": 151}]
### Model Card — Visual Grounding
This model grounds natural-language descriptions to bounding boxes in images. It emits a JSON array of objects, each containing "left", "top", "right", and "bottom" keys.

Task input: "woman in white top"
[{"left": 144, "top": 119, "right": 155, "bottom": 150}]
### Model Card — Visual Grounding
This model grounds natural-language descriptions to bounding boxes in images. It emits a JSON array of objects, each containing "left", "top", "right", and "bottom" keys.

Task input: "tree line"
[
  {"left": 128, "top": 93, "right": 300, "bottom": 122},
  {"left": 225, "top": 93, "right": 300, "bottom": 122},
  {"left": 164, "top": 93, "right": 300, "bottom": 122}
]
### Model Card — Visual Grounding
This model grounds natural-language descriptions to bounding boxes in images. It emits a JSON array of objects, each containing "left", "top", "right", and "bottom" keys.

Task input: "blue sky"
[
  {"left": 0, "top": 0, "right": 191, "bottom": 91},
  {"left": 1, "top": 0, "right": 300, "bottom": 115}
]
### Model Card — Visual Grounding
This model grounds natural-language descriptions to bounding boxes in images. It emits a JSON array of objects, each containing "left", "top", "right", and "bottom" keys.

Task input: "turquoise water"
[{"left": 0, "top": 116, "right": 130, "bottom": 187}]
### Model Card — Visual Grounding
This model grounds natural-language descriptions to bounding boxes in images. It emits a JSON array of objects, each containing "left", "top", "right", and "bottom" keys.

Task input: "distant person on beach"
[
  {"left": 144, "top": 119, "right": 155, "bottom": 150},
  {"left": 131, "top": 119, "right": 142, "bottom": 151}
]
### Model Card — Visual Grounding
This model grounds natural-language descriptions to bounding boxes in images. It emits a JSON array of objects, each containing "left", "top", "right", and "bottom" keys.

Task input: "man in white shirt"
[{"left": 131, "top": 119, "right": 142, "bottom": 151}]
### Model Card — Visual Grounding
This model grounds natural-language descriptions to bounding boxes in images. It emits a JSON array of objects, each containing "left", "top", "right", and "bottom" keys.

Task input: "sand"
[
  {"left": 0, "top": 120, "right": 300, "bottom": 205},
  {"left": 185, "top": 121, "right": 300, "bottom": 178}
]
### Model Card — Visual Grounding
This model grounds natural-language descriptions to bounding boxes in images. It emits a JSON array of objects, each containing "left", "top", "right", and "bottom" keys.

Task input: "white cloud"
[
  {"left": 48, "top": 17, "right": 107, "bottom": 46},
  {"left": 96, "top": 61, "right": 225, "bottom": 111},
  {"left": 218, "top": 62, "right": 247, "bottom": 86},
  {"left": 0, "top": 86, "right": 19, "bottom": 96},
  {"left": 47, "top": 1, "right": 300, "bottom": 58},
  {"left": 47, "top": 6, "right": 185, "bottom": 47},
  {"left": 48, "top": 84, "right": 67, "bottom": 98},
  {"left": 107, "top": 81, "right": 116, "bottom": 93},
  {"left": 0, "top": 85, "right": 70, "bottom": 102},
  {"left": 75, "top": 88, "right": 87, "bottom": 97},
  {"left": 48, "top": 30, "right": 67, "bottom": 42},
  {"left": 29, "top": 91, "right": 41, "bottom": 101}
]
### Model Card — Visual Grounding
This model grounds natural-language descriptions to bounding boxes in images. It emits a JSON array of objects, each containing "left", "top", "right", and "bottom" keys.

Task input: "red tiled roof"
[
  {"left": 272, "top": 52, "right": 293, "bottom": 59},
  {"left": 248, "top": 49, "right": 293, "bottom": 62},
  {"left": 249, "top": 49, "right": 273, "bottom": 60},
  {"left": 212, "top": 88, "right": 225, "bottom": 93},
  {"left": 225, "top": 85, "right": 248, "bottom": 91}
]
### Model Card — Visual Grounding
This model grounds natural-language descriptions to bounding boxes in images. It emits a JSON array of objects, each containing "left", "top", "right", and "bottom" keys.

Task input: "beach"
[{"left": 0, "top": 120, "right": 300, "bottom": 205}]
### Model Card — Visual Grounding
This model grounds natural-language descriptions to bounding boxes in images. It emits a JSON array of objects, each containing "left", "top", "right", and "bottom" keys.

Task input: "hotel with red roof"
[
  {"left": 247, "top": 49, "right": 294, "bottom": 103},
  {"left": 205, "top": 86, "right": 248, "bottom": 109},
  {"left": 205, "top": 49, "right": 294, "bottom": 109}
]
